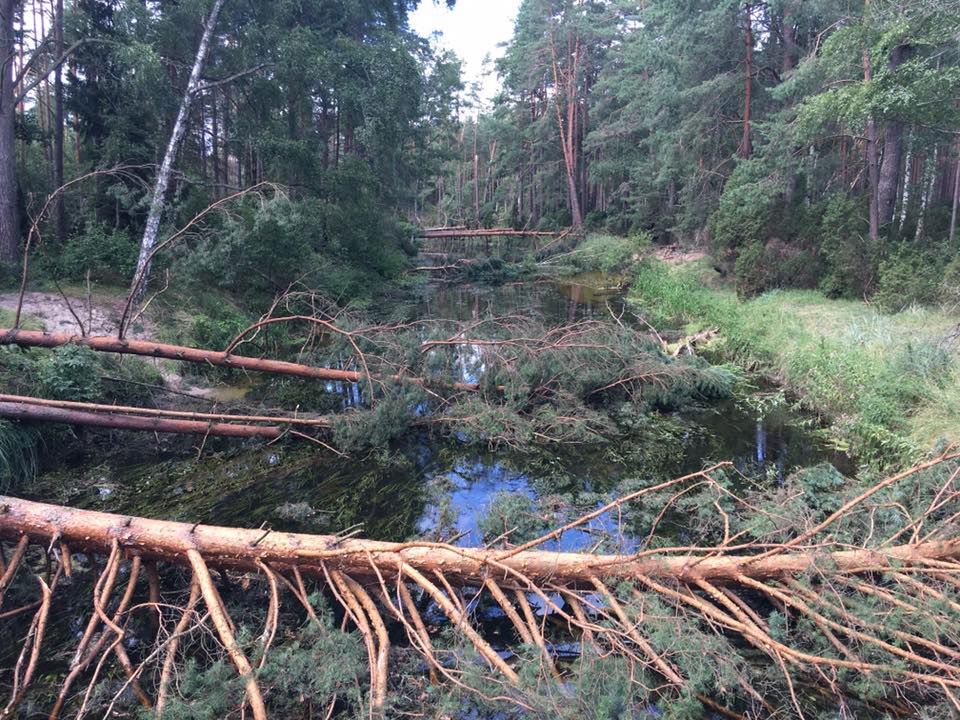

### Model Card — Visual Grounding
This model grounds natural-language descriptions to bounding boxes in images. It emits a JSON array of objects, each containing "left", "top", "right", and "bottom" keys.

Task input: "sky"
[{"left": 410, "top": 0, "right": 521, "bottom": 107}]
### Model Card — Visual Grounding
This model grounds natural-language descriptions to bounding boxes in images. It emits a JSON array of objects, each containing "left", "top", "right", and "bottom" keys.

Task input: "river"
[{"left": 29, "top": 273, "right": 852, "bottom": 554}]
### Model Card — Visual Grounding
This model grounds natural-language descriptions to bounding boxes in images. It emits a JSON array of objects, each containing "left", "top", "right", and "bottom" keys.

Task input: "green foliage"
[
  {"left": 38, "top": 346, "right": 103, "bottom": 402},
  {"left": 53, "top": 224, "right": 138, "bottom": 282},
  {"left": 940, "top": 255, "right": 960, "bottom": 308},
  {"left": 709, "top": 160, "right": 783, "bottom": 256},
  {"left": 0, "top": 420, "right": 40, "bottom": 492},
  {"left": 551, "top": 233, "right": 650, "bottom": 277},
  {"left": 478, "top": 492, "right": 547, "bottom": 545},
  {"left": 330, "top": 385, "right": 425, "bottom": 454},
  {"left": 815, "top": 195, "right": 877, "bottom": 299},
  {"left": 874, "top": 245, "right": 946, "bottom": 312}
]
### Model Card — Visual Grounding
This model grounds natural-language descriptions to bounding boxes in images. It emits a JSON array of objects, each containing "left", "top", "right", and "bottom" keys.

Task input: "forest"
[{"left": 1, "top": 0, "right": 960, "bottom": 718}]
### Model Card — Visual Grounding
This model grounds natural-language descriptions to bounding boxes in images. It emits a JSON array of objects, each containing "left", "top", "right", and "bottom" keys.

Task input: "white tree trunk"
[
  {"left": 130, "top": 0, "right": 226, "bottom": 301},
  {"left": 915, "top": 147, "right": 937, "bottom": 242},
  {"left": 898, "top": 137, "right": 912, "bottom": 231},
  {"left": 950, "top": 139, "right": 960, "bottom": 246}
]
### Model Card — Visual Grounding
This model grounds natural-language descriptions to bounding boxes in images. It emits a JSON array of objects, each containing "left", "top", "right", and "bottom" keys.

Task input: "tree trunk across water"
[{"left": 2, "top": 495, "right": 958, "bottom": 588}]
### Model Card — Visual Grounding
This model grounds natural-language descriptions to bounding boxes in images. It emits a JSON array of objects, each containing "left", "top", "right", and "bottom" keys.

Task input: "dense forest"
[
  {"left": 3, "top": 1, "right": 960, "bottom": 719},
  {"left": 430, "top": 0, "right": 960, "bottom": 304}
]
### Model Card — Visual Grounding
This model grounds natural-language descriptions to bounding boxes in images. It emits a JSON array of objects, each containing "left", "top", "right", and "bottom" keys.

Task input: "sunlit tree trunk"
[{"left": 130, "top": 0, "right": 225, "bottom": 302}]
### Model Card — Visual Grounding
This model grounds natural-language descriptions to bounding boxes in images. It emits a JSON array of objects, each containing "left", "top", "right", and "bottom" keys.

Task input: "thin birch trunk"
[
  {"left": 899, "top": 140, "right": 913, "bottom": 231},
  {"left": 129, "top": 0, "right": 225, "bottom": 303},
  {"left": 915, "top": 148, "right": 937, "bottom": 242},
  {"left": 950, "top": 137, "right": 960, "bottom": 246}
]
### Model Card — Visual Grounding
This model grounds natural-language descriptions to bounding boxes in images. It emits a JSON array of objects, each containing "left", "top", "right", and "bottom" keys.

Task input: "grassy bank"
[{"left": 629, "top": 258, "right": 960, "bottom": 466}]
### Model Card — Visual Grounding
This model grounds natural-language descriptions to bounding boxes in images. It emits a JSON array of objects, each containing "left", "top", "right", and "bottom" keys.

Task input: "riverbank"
[{"left": 628, "top": 256, "right": 960, "bottom": 466}]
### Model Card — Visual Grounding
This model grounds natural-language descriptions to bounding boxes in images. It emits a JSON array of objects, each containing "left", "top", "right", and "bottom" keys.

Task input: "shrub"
[
  {"left": 553, "top": 233, "right": 650, "bottom": 277},
  {"left": 734, "top": 242, "right": 773, "bottom": 298},
  {"left": 815, "top": 194, "right": 876, "bottom": 298},
  {"left": 38, "top": 345, "right": 103, "bottom": 401},
  {"left": 55, "top": 224, "right": 138, "bottom": 281},
  {"left": 735, "top": 239, "right": 822, "bottom": 298},
  {"left": 709, "top": 160, "right": 784, "bottom": 259},
  {"left": 874, "top": 245, "right": 945, "bottom": 312},
  {"left": 940, "top": 255, "right": 960, "bottom": 309}
]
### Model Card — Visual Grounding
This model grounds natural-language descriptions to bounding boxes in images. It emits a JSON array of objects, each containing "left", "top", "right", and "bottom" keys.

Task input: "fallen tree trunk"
[
  {"left": 0, "top": 328, "right": 481, "bottom": 392},
  {"left": 2, "top": 494, "right": 959, "bottom": 587},
  {"left": 4, "top": 455, "right": 960, "bottom": 717},
  {"left": 0, "top": 393, "right": 333, "bottom": 427},
  {"left": 0, "top": 402, "right": 286, "bottom": 440},
  {"left": 417, "top": 228, "right": 560, "bottom": 239}
]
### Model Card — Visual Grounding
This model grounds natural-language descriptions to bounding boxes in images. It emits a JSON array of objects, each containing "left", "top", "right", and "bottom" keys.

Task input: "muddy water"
[{"left": 37, "top": 274, "right": 851, "bottom": 549}]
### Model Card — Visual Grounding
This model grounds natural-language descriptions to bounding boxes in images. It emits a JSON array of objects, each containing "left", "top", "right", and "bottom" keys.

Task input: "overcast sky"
[{"left": 410, "top": 0, "right": 521, "bottom": 106}]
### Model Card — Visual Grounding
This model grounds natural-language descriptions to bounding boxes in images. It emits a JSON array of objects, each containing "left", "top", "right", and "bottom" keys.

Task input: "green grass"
[
  {"left": 543, "top": 233, "right": 650, "bottom": 277},
  {"left": 630, "top": 259, "right": 960, "bottom": 466}
]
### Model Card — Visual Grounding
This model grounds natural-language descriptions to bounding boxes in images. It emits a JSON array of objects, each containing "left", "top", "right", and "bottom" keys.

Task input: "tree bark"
[
  {"left": 877, "top": 45, "right": 912, "bottom": 226},
  {"left": 53, "top": 0, "right": 65, "bottom": 244},
  {"left": 130, "top": 0, "right": 225, "bottom": 302},
  {"left": 2, "top": 495, "right": 959, "bottom": 588},
  {"left": 951, "top": 137, "right": 960, "bottom": 246},
  {"left": 739, "top": 4, "right": 754, "bottom": 159},
  {"left": 0, "top": 401, "right": 288, "bottom": 439},
  {"left": 863, "top": 45, "right": 880, "bottom": 242},
  {"left": 0, "top": 0, "right": 19, "bottom": 267},
  {"left": 0, "top": 328, "right": 484, "bottom": 391}
]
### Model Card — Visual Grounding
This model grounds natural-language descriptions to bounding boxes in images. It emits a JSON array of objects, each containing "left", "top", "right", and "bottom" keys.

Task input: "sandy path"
[{"left": 0, "top": 291, "right": 156, "bottom": 340}]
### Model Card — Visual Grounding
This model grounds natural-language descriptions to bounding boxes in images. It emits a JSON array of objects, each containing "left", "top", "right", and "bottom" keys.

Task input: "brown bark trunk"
[
  {"left": 739, "top": 4, "right": 754, "bottom": 159},
  {"left": 418, "top": 229, "right": 558, "bottom": 239},
  {"left": 863, "top": 37, "right": 880, "bottom": 242},
  {"left": 0, "top": 401, "right": 287, "bottom": 439},
  {"left": 951, "top": 140, "right": 960, "bottom": 246},
  {"left": 0, "top": 328, "right": 484, "bottom": 391},
  {"left": 877, "top": 45, "right": 912, "bottom": 226},
  {"left": 0, "top": 0, "right": 19, "bottom": 267},
  {"left": 1, "top": 496, "right": 958, "bottom": 588},
  {"left": 53, "top": 0, "right": 65, "bottom": 244}
]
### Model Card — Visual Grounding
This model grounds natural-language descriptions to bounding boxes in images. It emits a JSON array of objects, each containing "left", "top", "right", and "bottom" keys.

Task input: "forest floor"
[
  {"left": 629, "top": 255, "right": 960, "bottom": 466},
  {"left": 0, "top": 290, "right": 236, "bottom": 400}
]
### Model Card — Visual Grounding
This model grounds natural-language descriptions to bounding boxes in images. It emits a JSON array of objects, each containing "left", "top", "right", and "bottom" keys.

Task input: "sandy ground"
[
  {"left": 0, "top": 291, "right": 155, "bottom": 339},
  {"left": 0, "top": 291, "right": 231, "bottom": 399},
  {"left": 654, "top": 245, "right": 708, "bottom": 265}
]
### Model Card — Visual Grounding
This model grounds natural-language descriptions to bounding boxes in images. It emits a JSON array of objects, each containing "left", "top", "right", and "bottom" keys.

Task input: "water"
[{"left": 35, "top": 271, "right": 852, "bottom": 555}]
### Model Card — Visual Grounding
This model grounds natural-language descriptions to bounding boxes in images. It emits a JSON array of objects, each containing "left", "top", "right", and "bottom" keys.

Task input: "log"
[
  {"left": 0, "top": 402, "right": 285, "bottom": 439},
  {"left": 1, "top": 496, "right": 958, "bottom": 588},
  {"left": 417, "top": 228, "right": 560, "bottom": 239},
  {"left": 0, "top": 393, "right": 333, "bottom": 428},
  {"left": 0, "top": 328, "right": 481, "bottom": 392}
]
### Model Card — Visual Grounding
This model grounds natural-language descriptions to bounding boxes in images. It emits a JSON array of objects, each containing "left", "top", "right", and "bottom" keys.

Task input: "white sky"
[{"left": 410, "top": 0, "right": 521, "bottom": 107}]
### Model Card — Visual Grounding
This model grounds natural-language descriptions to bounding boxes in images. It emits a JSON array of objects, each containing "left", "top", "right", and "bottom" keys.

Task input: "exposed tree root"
[{"left": 3, "top": 453, "right": 960, "bottom": 716}]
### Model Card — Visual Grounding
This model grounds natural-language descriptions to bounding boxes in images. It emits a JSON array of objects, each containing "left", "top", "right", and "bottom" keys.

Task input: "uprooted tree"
[{"left": 2, "top": 452, "right": 960, "bottom": 718}]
